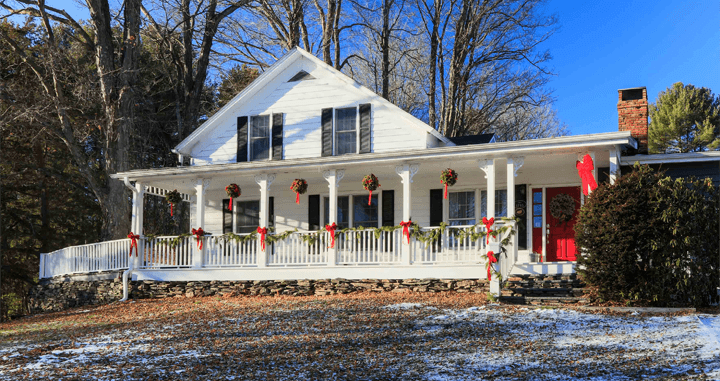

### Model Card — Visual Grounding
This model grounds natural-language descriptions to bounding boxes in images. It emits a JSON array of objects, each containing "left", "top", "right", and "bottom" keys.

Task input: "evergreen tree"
[{"left": 648, "top": 82, "right": 720, "bottom": 153}]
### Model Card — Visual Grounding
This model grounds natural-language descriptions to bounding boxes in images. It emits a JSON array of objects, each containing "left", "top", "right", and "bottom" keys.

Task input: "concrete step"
[{"left": 508, "top": 287, "right": 589, "bottom": 297}]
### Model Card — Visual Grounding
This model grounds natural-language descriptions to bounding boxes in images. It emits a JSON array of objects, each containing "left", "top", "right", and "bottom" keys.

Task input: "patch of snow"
[{"left": 383, "top": 303, "right": 424, "bottom": 310}]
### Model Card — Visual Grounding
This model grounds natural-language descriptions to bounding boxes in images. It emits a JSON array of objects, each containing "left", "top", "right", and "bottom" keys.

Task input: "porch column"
[
  {"left": 132, "top": 182, "right": 145, "bottom": 269},
  {"left": 479, "top": 159, "right": 496, "bottom": 225},
  {"left": 193, "top": 179, "right": 210, "bottom": 268},
  {"left": 323, "top": 169, "right": 345, "bottom": 266},
  {"left": 254, "top": 173, "right": 276, "bottom": 268},
  {"left": 609, "top": 146, "right": 621, "bottom": 184},
  {"left": 395, "top": 164, "right": 420, "bottom": 265},
  {"left": 506, "top": 158, "right": 523, "bottom": 264}
]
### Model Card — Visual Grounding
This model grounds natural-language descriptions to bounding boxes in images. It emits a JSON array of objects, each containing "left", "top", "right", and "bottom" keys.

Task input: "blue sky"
[{"left": 52, "top": 0, "right": 720, "bottom": 136}]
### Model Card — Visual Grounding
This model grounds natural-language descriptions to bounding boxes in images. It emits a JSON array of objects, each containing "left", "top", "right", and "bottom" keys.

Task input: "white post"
[
  {"left": 323, "top": 169, "right": 345, "bottom": 266},
  {"left": 193, "top": 179, "right": 210, "bottom": 268},
  {"left": 254, "top": 174, "right": 276, "bottom": 268},
  {"left": 39, "top": 253, "right": 46, "bottom": 279},
  {"left": 135, "top": 182, "right": 145, "bottom": 235},
  {"left": 480, "top": 158, "right": 496, "bottom": 224},
  {"left": 395, "top": 164, "right": 420, "bottom": 265},
  {"left": 609, "top": 146, "right": 621, "bottom": 185}
]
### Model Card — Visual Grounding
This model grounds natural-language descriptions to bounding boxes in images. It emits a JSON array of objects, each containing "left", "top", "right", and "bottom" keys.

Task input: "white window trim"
[
  {"left": 232, "top": 198, "right": 262, "bottom": 234},
  {"left": 444, "top": 187, "right": 510, "bottom": 225},
  {"left": 321, "top": 193, "right": 382, "bottom": 228},
  {"left": 331, "top": 105, "right": 361, "bottom": 156},
  {"left": 247, "top": 113, "right": 274, "bottom": 161}
]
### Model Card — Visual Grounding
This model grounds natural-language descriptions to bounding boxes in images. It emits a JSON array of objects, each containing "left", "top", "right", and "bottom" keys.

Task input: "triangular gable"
[{"left": 174, "top": 47, "right": 451, "bottom": 155}]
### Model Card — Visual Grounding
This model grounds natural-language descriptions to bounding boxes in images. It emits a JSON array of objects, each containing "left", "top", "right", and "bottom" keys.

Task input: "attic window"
[{"left": 288, "top": 70, "right": 315, "bottom": 82}]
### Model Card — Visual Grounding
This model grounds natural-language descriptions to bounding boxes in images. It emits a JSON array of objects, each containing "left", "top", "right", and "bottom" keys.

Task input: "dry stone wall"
[{"left": 28, "top": 273, "right": 489, "bottom": 314}]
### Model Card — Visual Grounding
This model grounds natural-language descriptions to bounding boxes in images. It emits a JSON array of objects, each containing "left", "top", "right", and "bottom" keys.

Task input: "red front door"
[{"left": 545, "top": 186, "right": 581, "bottom": 261}]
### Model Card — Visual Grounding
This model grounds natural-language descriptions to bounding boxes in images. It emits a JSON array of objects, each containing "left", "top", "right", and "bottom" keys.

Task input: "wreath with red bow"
[
  {"left": 165, "top": 189, "right": 182, "bottom": 216},
  {"left": 290, "top": 179, "right": 308, "bottom": 204},
  {"left": 225, "top": 184, "right": 241, "bottom": 210},
  {"left": 440, "top": 168, "right": 458, "bottom": 199},
  {"left": 362, "top": 174, "right": 381, "bottom": 206}
]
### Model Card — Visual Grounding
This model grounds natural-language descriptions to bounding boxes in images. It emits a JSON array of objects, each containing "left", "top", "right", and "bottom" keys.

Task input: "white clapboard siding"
[{"left": 186, "top": 52, "right": 434, "bottom": 165}]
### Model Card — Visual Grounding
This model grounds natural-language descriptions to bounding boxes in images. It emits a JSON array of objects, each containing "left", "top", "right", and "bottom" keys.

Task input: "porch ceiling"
[{"left": 111, "top": 131, "right": 634, "bottom": 192}]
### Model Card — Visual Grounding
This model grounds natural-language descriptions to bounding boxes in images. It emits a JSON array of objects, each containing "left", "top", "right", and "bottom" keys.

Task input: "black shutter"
[
  {"left": 430, "top": 189, "right": 443, "bottom": 226},
  {"left": 222, "top": 199, "right": 233, "bottom": 234},
  {"left": 359, "top": 103, "right": 371, "bottom": 153},
  {"left": 308, "top": 195, "right": 320, "bottom": 230},
  {"left": 272, "top": 113, "right": 284, "bottom": 160},
  {"left": 237, "top": 116, "right": 248, "bottom": 162},
  {"left": 382, "top": 190, "right": 394, "bottom": 226},
  {"left": 321, "top": 108, "right": 333, "bottom": 156},
  {"left": 514, "top": 184, "right": 527, "bottom": 250},
  {"left": 269, "top": 197, "right": 275, "bottom": 227}
]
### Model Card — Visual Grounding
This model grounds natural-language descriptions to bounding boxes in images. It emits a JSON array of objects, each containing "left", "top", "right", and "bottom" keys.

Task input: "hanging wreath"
[
  {"left": 549, "top": 193, "right": 576, "bottom": 222},
  {"left": 290, "top": 179, "right": 308, "bottom": 204},
  {"left": 225, "top": 184, "right": 241, "bottom": 211},
  {"left": 362, "top": 174, "right": 381, "bottom": 206},
  {"left": 165, "top": 189, "right": 182, "bottom": 217},
  {"left": 440, "top": 168, "right": 458, "bottom": 199}
]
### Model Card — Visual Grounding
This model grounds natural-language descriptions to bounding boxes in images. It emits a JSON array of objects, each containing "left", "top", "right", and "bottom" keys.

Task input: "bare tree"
[
  {"left": 0, "top": 0, "right": 142, "bottom": 240},
  {"left": 141, "top": 0, "right": 250, "bottom": 139}
]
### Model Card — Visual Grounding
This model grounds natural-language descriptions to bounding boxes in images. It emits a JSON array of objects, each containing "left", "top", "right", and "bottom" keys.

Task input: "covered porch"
[{"left": 40, "top": 132, "right": 635, "bottom": 285}]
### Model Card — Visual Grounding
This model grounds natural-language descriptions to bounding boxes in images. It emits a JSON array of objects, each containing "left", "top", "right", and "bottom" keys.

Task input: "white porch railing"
[
  {"left": 40, "top": 238, "right": 130, "bottom": 278},
  {"left": 40, "top": 221, "right": 516, "bottom": 279}
]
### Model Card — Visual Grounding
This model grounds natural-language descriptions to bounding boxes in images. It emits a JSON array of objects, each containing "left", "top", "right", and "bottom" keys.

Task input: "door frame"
[{"left": 529, "top": 182, "right": 584, "bottom": 262}]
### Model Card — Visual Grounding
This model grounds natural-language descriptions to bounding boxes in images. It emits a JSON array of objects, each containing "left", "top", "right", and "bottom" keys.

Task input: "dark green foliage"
[{"left": 576, "top": 164, "right": 720, "bottom": 307}]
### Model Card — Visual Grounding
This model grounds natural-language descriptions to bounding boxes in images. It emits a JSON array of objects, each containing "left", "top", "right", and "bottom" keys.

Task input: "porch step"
[
  {"left": 501, "top": 296, "right": 590, "bottom": 306},
  {"left": 500, "top": 273, "right": 590, "bottom": 306}
]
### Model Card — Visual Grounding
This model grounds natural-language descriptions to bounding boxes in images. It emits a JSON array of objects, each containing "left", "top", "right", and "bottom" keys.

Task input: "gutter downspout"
[{"left": 121, "top": 176, "right": 137, "bottom": 302}]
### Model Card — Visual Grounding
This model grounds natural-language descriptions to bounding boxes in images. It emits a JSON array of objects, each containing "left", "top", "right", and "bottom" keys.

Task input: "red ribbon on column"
[
  {"left": 368, "top": 190, "right": 372, "bottom": 206},
  {"left": 576, "top": 154, "right": 598, "bottom": 196},
  {"left": 257, "top": 227, "right": 268, "bottom": 251},
  {"left": 482, "top": 217, "right": 495, "bottom": 244},
  {"left": 486, "top": 251, "right": 497, "bottom": 280},
  {"left": 325, "top": 222, "right": 338, "bottom": 248},
  {"left": 192, "top": 228, "right": 205, "bottom": 250},
  {"left": 296, "top": 192, "right": 300, "bottom": 204},
  {"left": 444, "top": 183, "right": 448, "bottom": 199},
  {"left": 170, "top": 203, "right": 174, "bottom": 217},
  {"left": 127, "top": 232, "right": 140, "bottom": 257},
  {"left": 400, "top": 221, "right": 412, "bottom": 244},
  {"left": 229, "top": 198, "right": 233, "bottom": 211}
]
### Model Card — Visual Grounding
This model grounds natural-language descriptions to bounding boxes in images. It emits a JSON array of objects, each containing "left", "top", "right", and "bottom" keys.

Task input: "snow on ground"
[{"left": 0, "top": 294, "right": 718, "bottom": 380}]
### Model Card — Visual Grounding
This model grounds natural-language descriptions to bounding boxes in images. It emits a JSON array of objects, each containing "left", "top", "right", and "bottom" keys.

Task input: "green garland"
[{"left": 141, "top": 218, "right": 517, "bottom": 251}]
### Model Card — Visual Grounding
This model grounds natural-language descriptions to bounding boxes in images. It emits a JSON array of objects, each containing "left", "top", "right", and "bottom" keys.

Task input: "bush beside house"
[{"left": 576, "top": 164, "right": 719, "bottom": 307}]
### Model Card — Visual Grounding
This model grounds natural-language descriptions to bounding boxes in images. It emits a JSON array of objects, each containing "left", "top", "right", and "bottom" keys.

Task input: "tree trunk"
[{"left": 380, "top": 0, "right": 391, "bottom": 99}]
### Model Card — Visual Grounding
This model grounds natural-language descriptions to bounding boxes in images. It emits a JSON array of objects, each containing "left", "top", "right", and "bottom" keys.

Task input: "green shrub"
[{"left": 576, "top": 164, "right": 719, "bottom": 307}]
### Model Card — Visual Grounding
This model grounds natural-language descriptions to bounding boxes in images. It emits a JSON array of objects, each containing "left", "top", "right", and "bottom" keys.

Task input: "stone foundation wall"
[{"left": 28, "top": 274, "right": 489, "bottom": 314}]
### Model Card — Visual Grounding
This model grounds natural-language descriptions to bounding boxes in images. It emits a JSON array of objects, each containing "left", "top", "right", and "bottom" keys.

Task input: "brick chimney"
[{"left": 618, "top": 87, "right": 648, "bottom": 154}]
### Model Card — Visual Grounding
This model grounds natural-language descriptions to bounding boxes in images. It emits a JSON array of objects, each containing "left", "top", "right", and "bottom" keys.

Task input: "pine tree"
[{"left": 648, "top": 82, "right": 720, "bottom": 153}]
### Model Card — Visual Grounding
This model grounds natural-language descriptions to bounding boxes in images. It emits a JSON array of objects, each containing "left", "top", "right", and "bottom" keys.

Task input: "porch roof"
[{"left": 111, "top": 131, "right": 636, "bottom": 182}]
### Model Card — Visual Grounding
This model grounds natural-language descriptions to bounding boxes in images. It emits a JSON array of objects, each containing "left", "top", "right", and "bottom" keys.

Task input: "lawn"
[{"left": 1, "top": 293, "right": 718, "bottom": 380}]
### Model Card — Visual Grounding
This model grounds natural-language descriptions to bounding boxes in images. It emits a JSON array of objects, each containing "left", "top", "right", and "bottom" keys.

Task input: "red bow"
[
  {"left": 192, "top": 228, "right": 205, "bottom": 250},
  {"left": 295, "top": 192, "right": 300, "bottom": 204},
  {"left": 576, "top": 154, "right": 598, "bottom": 196},
  {"left": 482, "top": 217, "right": 495, "bottom": 244},
  {"left": 486, "top": 251, "right": 497, "bottom": 280},
  {"left": 257, "top": 227, "right": 268, "bottom": 251},
  {"left": 229, "top": 197, "right": 233, "bottom": 211},
  {"left": 127, "top": 232, "right": 140, "bottom": 257},
  {"left": 400, "top": 221, "right": 412, "bottom": 244},
  {"left": 170, "top": 203, "right": 174, "bottom": 217},
  {"left": 325, "top": 223, "right": 338, "bottom": 248}
]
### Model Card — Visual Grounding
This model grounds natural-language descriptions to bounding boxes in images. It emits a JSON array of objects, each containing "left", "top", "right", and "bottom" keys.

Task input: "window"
[
  {"left": 449, "top": 191, "right": 476, "bottom": 226},
  {"left": 250, "top": 115, "right": 270, "bottom": 161},
  {"left": 324, "top": 196, "right": 349, "bottom": 229},
  {"left": 481, "top": 190, "right": 507, "bottom": 218},
  {"left": 353, "top": 195, "right": 378, "bottom": 228},
  {"left": 335, "top": 108, "right": 357, "bottom": 155},
  {"left": 532, "top": 190, "right": 543, "bottom": 228},
  {"left": 235, "top": 200, "right": 260, "bottom": 234}
]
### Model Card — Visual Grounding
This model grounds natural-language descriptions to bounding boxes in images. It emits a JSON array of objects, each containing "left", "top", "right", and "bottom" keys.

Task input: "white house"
[{"left": 41, "top": 48, "right": 661, "bottom": 292}]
